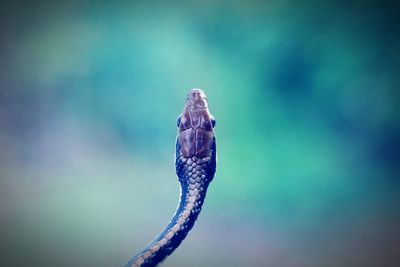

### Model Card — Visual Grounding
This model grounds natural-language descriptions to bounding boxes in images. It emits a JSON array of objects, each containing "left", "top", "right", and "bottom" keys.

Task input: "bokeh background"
[{"left": 1, "top": 1, "right": 399, "bottom": 267}]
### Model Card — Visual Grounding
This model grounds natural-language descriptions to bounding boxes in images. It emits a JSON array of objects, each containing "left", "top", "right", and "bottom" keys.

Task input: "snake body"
[{"left": 124, "top": 89, "right": 217, "bottom": 267}]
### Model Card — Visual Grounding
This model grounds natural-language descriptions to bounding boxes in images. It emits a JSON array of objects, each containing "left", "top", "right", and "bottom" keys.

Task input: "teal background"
[{"left": 0, "top": 1, "right": 399, "bottom": 267}]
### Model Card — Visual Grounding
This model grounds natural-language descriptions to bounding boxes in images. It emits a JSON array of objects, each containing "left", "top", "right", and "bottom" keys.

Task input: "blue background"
[{"left": 0, "top": 1, "right": 399, "bottom": 266}]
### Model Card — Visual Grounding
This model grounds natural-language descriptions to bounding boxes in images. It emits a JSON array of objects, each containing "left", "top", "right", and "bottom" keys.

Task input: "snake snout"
[
  {"left": 186, "top": 88, "right": 208, "bottom": 109},
  {"left": 188, "top": 88, "right": 206, "bottom": 99}
]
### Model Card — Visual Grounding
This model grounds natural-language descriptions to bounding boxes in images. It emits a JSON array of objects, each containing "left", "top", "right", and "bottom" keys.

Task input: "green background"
[{"left": 0, "top": 1, "right": 399, "bottom": 266}]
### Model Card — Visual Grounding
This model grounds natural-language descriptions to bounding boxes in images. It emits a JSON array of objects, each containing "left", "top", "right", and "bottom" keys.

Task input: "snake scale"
[{"left": 124, "top": 89, "right": 217, "bottom": 267}]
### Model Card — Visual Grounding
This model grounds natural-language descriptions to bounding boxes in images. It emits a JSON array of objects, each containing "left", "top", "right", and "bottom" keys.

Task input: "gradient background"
[{"left": 1, "top": 1, "right": 399, "bottom": 267}]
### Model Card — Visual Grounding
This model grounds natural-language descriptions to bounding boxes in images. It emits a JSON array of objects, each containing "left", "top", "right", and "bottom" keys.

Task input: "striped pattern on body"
[{"left": 124, "top": 89, "right": 217, "bottom": 267}]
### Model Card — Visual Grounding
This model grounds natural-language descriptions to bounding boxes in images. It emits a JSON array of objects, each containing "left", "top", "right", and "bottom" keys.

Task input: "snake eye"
[
  {"left": 211, "top": 117, "right": 216, "bottom": 128},
  {"left": 176, "top": 115, "right": 181, "bottom": 128}
]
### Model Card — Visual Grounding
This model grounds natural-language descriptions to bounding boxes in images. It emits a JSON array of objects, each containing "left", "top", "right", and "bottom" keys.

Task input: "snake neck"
[{"left": 124, "top": 140, "right": 216, "bottom": 267}]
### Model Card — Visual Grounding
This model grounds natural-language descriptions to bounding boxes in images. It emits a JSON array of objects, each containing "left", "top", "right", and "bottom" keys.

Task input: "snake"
[{"left": 123, "top": 89, "right": 217, "bottom": 267}]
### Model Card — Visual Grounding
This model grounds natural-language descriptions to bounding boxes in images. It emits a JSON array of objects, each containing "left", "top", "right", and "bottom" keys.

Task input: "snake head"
[{"left": 177, "top": 89, "right": 216, "bottom": 158}]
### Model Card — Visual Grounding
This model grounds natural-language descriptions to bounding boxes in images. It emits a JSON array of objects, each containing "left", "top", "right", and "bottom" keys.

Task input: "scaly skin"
[{"left": 124, "top": 89, "right": 217, "bottom": 267}]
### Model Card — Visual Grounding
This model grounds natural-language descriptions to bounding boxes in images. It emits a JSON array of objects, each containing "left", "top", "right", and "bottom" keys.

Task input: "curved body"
[{"left": 124, "top": 89, "right": 217, "bottom": 267}]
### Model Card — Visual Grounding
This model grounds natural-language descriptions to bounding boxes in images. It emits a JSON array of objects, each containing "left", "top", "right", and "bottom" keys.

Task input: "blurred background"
[{"left": 0, "top": 1, "right": 399, "bottom": 266}]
